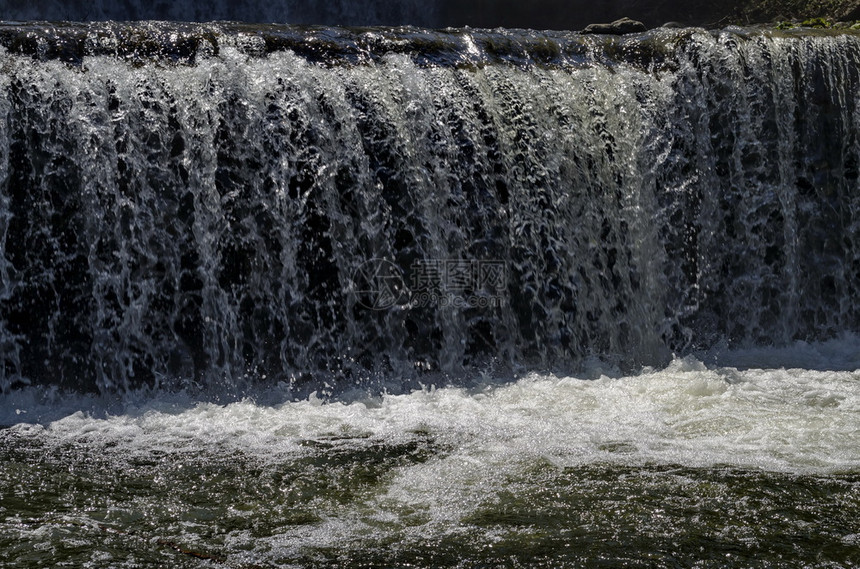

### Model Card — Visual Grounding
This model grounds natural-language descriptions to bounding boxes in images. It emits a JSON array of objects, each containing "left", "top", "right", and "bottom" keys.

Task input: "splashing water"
[
  {"left": 1, "top": 22, "right": 859, "bottom": 569},
  {"left": 0, "top": 24, "right": 858, "bottom": 395}
]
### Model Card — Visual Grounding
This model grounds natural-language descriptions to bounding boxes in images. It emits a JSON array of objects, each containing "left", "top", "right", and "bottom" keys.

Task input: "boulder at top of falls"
[{"left": 582, "top": 17, "right": 647, "bottom": 34}]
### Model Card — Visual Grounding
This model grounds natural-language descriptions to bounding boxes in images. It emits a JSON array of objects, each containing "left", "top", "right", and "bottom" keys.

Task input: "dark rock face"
[
  {"left": 582, "top": 17, "right": 648, "bottom": 34},
  {"left": 0, "top": 0, "right": 855, "bottom": 30},
  {"left": 734, "top": 0, "right": 860, "bottom": 25},
  {"left": 439, "top": 0, "right": 747, "bottom": 29}
]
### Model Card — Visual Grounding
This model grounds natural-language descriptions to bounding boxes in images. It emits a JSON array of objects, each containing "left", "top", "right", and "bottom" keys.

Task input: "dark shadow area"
[
  {"left": 1, "top": 0, "right": 858, "bottom": 29},
  {"left": 0, "top": 0, "right": 832, "bottom": 29},
  {"left": 439, "top": 0, "right": 748, "bottom": 30}
]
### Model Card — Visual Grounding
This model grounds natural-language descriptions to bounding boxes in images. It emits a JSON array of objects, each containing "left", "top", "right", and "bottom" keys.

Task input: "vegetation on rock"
[{"left": 732, "top": 0, "right": 860, "bottom": 26}]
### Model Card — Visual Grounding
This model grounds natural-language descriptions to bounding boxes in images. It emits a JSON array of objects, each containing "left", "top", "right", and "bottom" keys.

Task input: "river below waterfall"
[
  {"left": 3, "top": 338, "right": 860, "bottom": 567},
  {"left": 0, "top": 21, "right": 859, "bottom": 568}
]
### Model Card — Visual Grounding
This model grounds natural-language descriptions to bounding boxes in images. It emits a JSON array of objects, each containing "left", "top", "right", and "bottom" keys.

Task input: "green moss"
[
  {"left": 732, "top": 0, "right": 860, "bottom": 26},
  {"left": 801, "top": 16, "right": 833, "bottom": 27}
]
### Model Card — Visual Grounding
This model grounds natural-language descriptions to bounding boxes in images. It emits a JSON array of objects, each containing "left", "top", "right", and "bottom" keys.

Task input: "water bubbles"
[{"left": 0, "top": 25, "right": 858, "bottom": 394}]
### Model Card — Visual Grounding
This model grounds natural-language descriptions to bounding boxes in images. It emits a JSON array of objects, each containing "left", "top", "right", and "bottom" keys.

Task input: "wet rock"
[
  {"left": 841, "top": 0, "right": 860, "bottom": 20},
  {"left": 582, "top": 17, "right": 647, "bottom": 35}
]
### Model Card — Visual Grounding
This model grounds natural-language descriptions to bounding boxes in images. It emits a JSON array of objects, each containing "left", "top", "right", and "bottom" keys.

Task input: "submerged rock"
[{"left": 582, "top": 17, "right": 648, "bottom": 34}]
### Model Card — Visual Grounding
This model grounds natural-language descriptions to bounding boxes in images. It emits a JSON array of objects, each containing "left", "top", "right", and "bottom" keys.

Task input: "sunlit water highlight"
[{"left": 2, "top": 337, "right": 859, "bottom": 567}]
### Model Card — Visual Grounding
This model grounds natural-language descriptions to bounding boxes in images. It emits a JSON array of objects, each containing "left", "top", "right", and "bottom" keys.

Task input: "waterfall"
[{"left": 0, "top": 23, "right": 858, "bottom": 394}]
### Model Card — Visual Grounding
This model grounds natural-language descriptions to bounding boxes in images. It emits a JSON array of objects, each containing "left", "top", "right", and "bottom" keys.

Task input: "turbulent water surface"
[
  {"left": 0, "top": 21, "right": 859, "bottom": 568},
  {"left": 3, "top": 341, "right": 860, "bottom": 567}
]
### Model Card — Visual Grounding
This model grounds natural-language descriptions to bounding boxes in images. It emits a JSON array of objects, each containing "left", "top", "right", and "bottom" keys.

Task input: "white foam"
[
  {"left": 3, "top": 347, "right": 859, "bottom": 477},
  {"left": 3, "top": 346, "right": 860, "bottom": 556}
]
